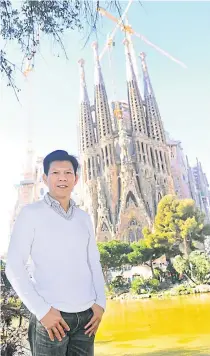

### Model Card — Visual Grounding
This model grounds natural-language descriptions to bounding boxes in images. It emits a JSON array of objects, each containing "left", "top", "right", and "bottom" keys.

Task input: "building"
[
  {"left": 187, "top": 158, "right": 210, "bottom": 223},
  {"left": 166, "top": 132, "right": 210, "bottom": 222},
  {"left": 78, "top": 40, "right": 174, "bottom": 242},
  {"left": 10, "top": 143, "right": 48, "bottom": 229},
  {"left": 166, "top": 133, "right": 191, "bottom": 199}
]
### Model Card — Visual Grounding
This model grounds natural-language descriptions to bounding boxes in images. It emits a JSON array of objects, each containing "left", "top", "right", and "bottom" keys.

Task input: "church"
[{"left": 10, "top": 40, "right": 210, "bottom": 242}]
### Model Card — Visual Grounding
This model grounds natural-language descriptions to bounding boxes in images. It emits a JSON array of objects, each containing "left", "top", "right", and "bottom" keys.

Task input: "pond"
[{"left": 95, "top": 294, "right": 210, "bottom": 355}]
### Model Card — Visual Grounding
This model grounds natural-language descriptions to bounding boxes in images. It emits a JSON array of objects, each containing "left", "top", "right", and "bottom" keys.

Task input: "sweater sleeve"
[
  {"left": 6, "top": 206, "right": 51, "bottom": 320},
  {"left": 86, "top": 215, "right": 106, "bottom": 310}
]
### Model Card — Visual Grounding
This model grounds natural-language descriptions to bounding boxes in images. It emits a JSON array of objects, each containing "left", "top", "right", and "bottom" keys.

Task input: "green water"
[{"left": 95, "top": 294, "right": 210, "bottom": 355}]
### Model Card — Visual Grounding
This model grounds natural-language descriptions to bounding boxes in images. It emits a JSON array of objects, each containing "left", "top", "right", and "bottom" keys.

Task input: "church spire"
[
  {"left": 140, "top": 52, "right": 165, "bottom": 143},
  {"left": 123, "top": 39, "right": 147, "bottom": 136},
  {"left": 78, "top": 58, "right": 96, "bottom": 152},
  {"left": 92, "top": 41, "right": 104, "bottom": 86},
  {"left": 92, "top": 41, "right": 113, "bottom": 140},
  {"left": 124, "top": 17, "right": 140, "bottom": 85}
]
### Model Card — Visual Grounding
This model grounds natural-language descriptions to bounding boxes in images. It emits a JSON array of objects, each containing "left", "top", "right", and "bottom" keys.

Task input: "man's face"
[{"left": 43, "top": 160, "right": 78, "bottom": 199}]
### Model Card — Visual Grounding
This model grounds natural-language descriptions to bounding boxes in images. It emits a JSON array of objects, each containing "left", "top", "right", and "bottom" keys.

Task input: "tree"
[
  {"left": 0, "top": 260, "right": 30, "bottom": 356},
  {"left": 97, "top": 240, "right": 132, "bottom": 286},
  {"left": 154, "top": 195, "right": 210, "bottom": 257},
  {"left": 173, "top": 251, "right": 210, "bottom": 285},
  {"left": 128, "top": 232, "right": 167, "bottom": 277},
  {"left": 0, "top": 0, "right": 122, "bottom": 97},
  {"left": 131, "top": 276, "right": 160, "bottom": 295}
]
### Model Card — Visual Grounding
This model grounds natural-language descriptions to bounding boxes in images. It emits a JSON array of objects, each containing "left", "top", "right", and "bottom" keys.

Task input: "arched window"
[
  {"left": 129, "top": 219, "right": 137, "bottom": 226},
  {"left": 146, "top": 202, "right": 152, "bottom": 218},
  {"left": 128, "top": 230, "right": 136, "bottom": 243},
  {"left": 101, "top": 222, "right": 108, "bottom": 232},
  {"left": 127, "top": 220, "right": 142, "bottom": 242},
  {"left": 126, "top": 191, "right": 138, "bottom": 208}
]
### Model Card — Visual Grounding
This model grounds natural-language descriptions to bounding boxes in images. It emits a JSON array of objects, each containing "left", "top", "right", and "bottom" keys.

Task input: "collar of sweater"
[{"left": 44, "top": 192, "right": 76, "bottom": 209}]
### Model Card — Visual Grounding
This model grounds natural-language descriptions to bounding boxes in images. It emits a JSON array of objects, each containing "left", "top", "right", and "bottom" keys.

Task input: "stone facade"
[
  {"left": 78, "top": 40, "right": 174, "bottom": 242},
  {"left": 166, "top": 133, "right": 191, "bottom": 200},
  {"left": 187, "top": 159, "right": 210, "bottom": 223}
]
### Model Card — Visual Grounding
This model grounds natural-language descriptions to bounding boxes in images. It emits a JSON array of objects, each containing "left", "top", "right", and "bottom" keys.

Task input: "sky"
[{"left": 0, "top": 1, "right": 210, "bottom": 255}]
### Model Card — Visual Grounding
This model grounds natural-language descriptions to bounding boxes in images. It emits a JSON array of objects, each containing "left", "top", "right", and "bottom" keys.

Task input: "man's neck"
[{"left": 48, "top": 193, "right": 70, "bottom": 212}]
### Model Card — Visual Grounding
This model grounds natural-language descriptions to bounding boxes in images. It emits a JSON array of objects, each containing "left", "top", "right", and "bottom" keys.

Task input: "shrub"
[
  {"left": 146, "top": 278, "right": 160, "bottom": 291},
  {"left": 131, "top": 277, "right": 145, "bottom": 294},
  {"left": 131, "top": 277, "right": 160, "bottom": 294},
  {"left": 170, "top": 283, "right": 194, "bottom": 296},
  {"left": 111, "top": 276, "right": 129, "bottom": 291}
]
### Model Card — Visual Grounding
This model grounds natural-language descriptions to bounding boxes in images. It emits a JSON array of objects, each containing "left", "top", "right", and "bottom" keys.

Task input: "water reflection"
[{"left": 95, "top": 294, "right": 210, "bottom": 355}]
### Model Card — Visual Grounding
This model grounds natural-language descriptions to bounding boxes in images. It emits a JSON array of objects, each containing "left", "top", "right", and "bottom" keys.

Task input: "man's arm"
[
  {"left": 86, "top": 215, "right": 106, "bottom": 311},
  {"left": 6, "top": 206, "right": 51, "bottom": 320}
]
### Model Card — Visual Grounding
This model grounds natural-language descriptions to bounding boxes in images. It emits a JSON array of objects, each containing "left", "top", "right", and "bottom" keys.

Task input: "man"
[{"left": 6, "top": 150, "right": 106, "bottom": 356}]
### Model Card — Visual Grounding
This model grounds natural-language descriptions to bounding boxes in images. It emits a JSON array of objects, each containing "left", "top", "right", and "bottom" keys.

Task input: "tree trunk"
[
  {"left": 145, "top": 260, "right": 155, "bottom": 277},
  {"left": 103, "top": 268, "right": 110, "bottom": 290},
  {"left": 183, "top": 237, "right": 188, "bottom": 257},
  {"left": 150, "top": 260, "right": 154, "bottom": 277},
  {"left": 166, "top": 255, "right": 178, "bottom": 284}
]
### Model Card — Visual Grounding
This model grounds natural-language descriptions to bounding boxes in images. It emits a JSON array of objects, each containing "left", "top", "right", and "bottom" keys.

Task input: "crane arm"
[
  {"left": 134, "top": 32, "right": 187, "bottom": 69},
  {"left": 98, "top": 6, "right": 133, "bottom": 33},
  {"left": 98, "top": 7, "right": 119, "bottom": 25},
  {"left": 98, "top": 1, "right": 186, "bottom": 69},
  {"left": 98, "top": 0, "right": 134, "bottom": 61}
]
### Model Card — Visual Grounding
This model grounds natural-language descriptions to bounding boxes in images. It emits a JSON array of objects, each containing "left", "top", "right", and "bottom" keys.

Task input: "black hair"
[{"left": 43, "top": 150, "right": 79, "bottom": 176}]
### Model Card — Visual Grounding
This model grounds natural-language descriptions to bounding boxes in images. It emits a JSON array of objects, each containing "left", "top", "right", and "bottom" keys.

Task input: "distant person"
[{"left": 6, "top": 150, "right": 106, "bottom": 356}]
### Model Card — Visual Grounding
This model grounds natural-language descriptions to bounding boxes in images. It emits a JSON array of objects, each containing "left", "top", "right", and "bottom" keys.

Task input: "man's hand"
[
  {"left": 84, "top": 304, "right": 104, "bottom": 337},
  {"left": 40, "top": 307, "right": 70, "bottom": 341}
]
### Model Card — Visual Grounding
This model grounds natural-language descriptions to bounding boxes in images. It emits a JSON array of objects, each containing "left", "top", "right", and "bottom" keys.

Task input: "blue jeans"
[{"left": 28, "top": 308, "right": 95, "bottom": 356}]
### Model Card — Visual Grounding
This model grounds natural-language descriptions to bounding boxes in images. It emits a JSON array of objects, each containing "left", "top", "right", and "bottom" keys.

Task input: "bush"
[
  {"left": 131, "top": 277, "right": 160, "bottom": 295},
  {"left": 147, "top": 278, "right": 160, "bottom": 291},
  {"left": 131, "top": 277, "right": 145, "bottom": 295},
  {"left": 110, "top": 276, "right": 129, "bottom": 292},
  {"left": 173, "top": 251, "right": 210, "bottom": 285},
  {"left": 170, "top": 283, "right": 194, "bottom": 296},
  {"left": 1, "top": 266, "right": 30, "bottom": 356}
]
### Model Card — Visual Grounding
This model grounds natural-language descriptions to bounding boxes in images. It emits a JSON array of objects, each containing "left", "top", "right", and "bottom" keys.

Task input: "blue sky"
[{"left": 1, "top": 1, "right": 210, "bottom": 254}]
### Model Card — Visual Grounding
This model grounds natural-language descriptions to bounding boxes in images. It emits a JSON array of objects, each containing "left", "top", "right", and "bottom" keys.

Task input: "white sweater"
[{"left": 6, "top": 201, "right": 106, "bottom": 321}]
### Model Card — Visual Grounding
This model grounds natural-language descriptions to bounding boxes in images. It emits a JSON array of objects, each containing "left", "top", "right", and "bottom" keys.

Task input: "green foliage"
[
  {"left": 97, "top": 196, "right": 210, "bottom": 291},
  {"left": 153, "top": 267, "right": 162, "bottom": 280},
  {"left": 173, "top": 251, "right": 210, "bottom": 284},
  {"left": 128, "top": 236, "right": 166, "bottom": 277},
  {"left": 1, "top": 0, "right": 121, "bottom": 97},
  {"left": 98, "top": 240, "right": 132, "bottom": 271},
  {"left": 131, "top": 277, "right": 145, "bottom": 295},
  {"left": 189, "top": 251, "right": 210, "bottom": 283},
  {"left": 128, "top": 240, "right": 149, "bottom": 266},
  {"left": 170, "top": 283, "right": 194, "bottom": 296},
  {"left": 111, "top": 276, "right": 129, "bottom": 292},
  {"left": 131, "top": 277, "right": 160, "bottom": 295},
  {"left": 1, "top": 264, "right": 30, "bottom": 356},
  {"left": 173, "top": 255, "right": 188, "bottom": 275},
  {"left": 97, "top": 240, "right": 132, "bottom": 286},
  {"left": 147, "top": 278, "right": 160, "bottom": 291},
  {"left": 154, "top": 195, "right": 209, "bottom": 256}
]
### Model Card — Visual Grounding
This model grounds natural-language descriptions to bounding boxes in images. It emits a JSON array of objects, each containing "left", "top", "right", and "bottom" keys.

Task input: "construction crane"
[
  {"left": 98, "top": 2, "right": 187, "bottom": 69},
  {"left": 97, "top": 1, "right": 136, "bottom": 120},
  {"left": 98, "top": 0, "right": 134, "bottom": 62}
]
